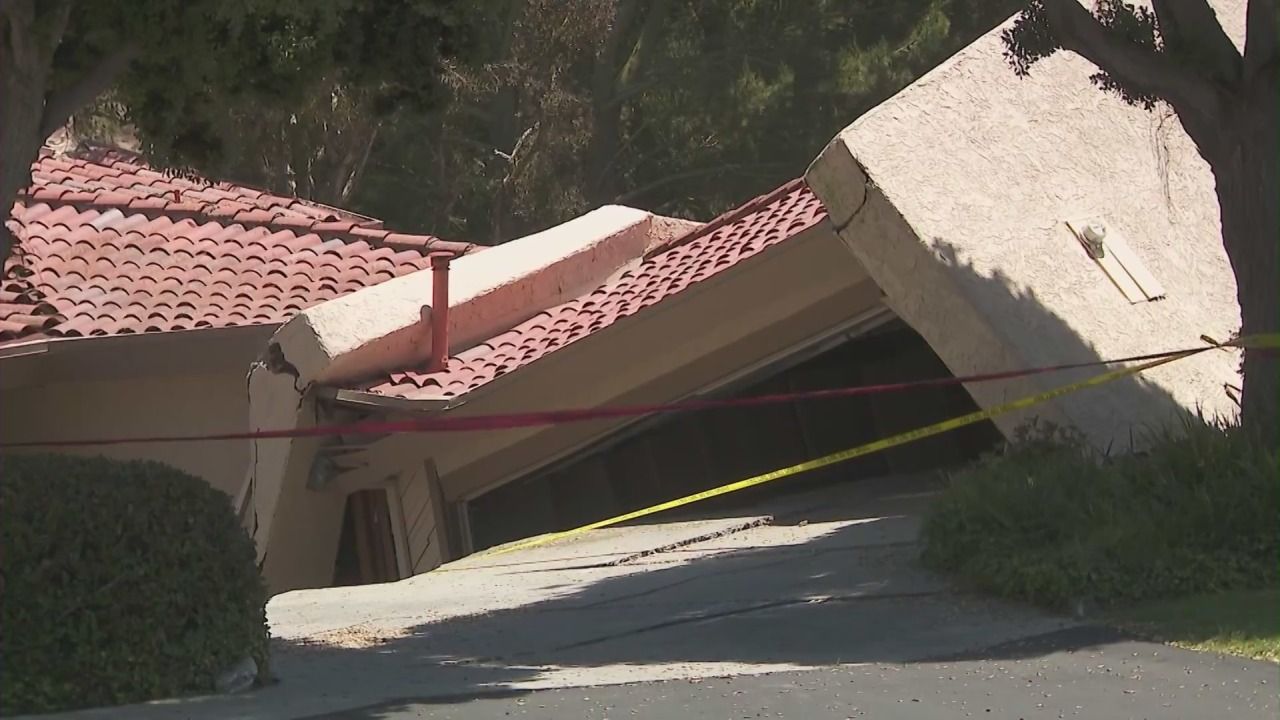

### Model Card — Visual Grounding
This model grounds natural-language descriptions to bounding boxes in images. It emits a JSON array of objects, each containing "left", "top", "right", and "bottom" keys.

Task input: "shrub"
[
  {"left": 921, "top": 418, "right": 1279, "bottom": 611},
  {"left": 0, "top": 454, "right": 269, "bottom": 715}
]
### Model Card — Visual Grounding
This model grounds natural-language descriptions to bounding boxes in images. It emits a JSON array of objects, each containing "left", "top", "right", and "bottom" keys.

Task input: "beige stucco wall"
[
  {"left": 0, "top": 371, "right": 251, "bottom": 498},
  {"left": 806, "top": 2, "right": 1245, "bottom": 449}
]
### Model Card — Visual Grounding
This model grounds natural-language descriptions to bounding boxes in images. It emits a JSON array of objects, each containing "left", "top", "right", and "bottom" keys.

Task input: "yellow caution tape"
[{"left": 482, "top": 334, "right": 1276, "bottom": 558}]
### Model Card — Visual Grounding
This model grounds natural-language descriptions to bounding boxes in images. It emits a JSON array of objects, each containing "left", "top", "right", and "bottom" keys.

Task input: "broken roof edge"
[{"left": 267, "top": 204, "right": 667, "bottom": 387}]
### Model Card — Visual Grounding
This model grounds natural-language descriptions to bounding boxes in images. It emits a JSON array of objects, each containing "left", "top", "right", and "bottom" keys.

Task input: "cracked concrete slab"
[{"left": 456, "top": 514, "right": 775, "bottom": 571}]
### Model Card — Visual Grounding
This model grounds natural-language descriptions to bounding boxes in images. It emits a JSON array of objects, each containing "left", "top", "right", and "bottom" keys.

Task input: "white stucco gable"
[{"left": 806, "top": 1, "right": 1245, "bottom": 449}]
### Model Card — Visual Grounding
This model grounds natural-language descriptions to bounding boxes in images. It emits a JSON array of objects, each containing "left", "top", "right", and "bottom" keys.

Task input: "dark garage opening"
[{"left": 467, "top": 319, "right": 1002, "bottom": 552}]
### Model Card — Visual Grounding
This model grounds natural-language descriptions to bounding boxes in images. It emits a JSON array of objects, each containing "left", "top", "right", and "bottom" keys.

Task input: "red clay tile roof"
[
  {"left": 362, "top": 179, "right": 828, "bottom": 400},
  {"left": 0, "top": 147, "right": 476, "bottom": 342}
]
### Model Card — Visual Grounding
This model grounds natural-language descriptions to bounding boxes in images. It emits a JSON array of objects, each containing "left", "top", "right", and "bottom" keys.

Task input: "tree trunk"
[
  {"left": 0, "top": 76, "right": 43, "bottom": 265},
  {"left": 585, "top": 0, "right": 675, "bottom": 208},
  {"left": 583, "top": 0, "right": 639, "bottom": 208},
  {"left": 1031, "top": 0, "right": 1279, "bottom": 436},
  {"left": 1214, "top": 85, "right": 1279, "bottom": 439},
  {"left": 585, "top": 101, "right": 622, "bottom": 207},
  {"left": 0, "top": 2, "right": 58, "bottom": 267}
]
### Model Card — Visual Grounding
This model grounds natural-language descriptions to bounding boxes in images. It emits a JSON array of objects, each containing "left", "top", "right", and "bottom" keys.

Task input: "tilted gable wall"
[{"left": 807, "top": 1, "right": 1245, "bottom": 448}]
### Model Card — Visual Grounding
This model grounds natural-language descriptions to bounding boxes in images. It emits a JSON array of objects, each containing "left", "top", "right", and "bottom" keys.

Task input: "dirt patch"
[{"left": 273, "top": 624, "right": 410, "bottom": 653}]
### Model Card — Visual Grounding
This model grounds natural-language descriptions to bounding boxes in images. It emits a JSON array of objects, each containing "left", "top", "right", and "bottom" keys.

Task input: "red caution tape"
[{"left": 0, "top": 344, "right": 1226, "bottom": 449}]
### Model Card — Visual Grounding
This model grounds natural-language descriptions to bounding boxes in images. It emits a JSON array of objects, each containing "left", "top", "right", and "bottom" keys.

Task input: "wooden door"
[{"left": 332, "top": 489, "right": 400, "bottom": 586}]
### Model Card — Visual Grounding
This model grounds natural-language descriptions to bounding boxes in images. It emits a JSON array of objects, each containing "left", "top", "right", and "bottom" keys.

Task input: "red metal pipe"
[{"left": 428, "top": 253, "right": 452, "bottom": 371}]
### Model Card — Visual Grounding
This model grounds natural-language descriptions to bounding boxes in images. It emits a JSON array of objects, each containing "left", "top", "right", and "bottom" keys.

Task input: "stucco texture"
[
  {"left": 807, "top": 2, "right": 1245, "bottom": 448},
  {"left": 0, "top": 371, "right": 250, "bottom": 497}
]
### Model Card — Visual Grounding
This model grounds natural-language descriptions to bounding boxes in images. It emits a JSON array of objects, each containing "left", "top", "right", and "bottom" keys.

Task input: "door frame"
[{"left": 383, "top": 482, "right": 412, "bottom": 579}]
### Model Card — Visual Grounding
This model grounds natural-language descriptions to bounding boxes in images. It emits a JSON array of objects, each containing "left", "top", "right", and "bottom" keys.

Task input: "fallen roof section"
[{"left": 346, "top": 179, "right": 828, "bottom": 402}]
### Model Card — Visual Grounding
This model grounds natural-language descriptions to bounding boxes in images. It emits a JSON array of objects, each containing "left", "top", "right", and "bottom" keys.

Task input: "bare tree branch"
[
  {"left": 1040, "top": 0, "right": 1224, "bottom": 116},
  {"left": 1151, "top": 0, "right": 1241, "bottom": 83},
  {"left": 331, "top": 121, "right": 380, "bottom": 203},
  {"left": 1244, "top": 0, "right": 1278, "bottom": 79},
  {"left": 39, "top": 44, "right": 136, "bottom": 137}
]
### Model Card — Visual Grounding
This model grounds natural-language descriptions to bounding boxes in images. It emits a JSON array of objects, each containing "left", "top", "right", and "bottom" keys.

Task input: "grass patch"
[
  {"left": 921, "top": 418, "right": 1278, "bottom": 612},
  {"left": 1111, "top": 588, "right": 1280, "bottom": 661}
]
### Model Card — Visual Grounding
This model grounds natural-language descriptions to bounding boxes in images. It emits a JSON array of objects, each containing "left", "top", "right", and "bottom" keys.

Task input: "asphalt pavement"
[{"left": 317, "top": 627, "right": 1277, "bottom": 719}]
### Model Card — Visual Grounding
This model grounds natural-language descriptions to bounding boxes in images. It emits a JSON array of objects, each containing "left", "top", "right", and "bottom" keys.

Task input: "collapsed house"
[
  {"left": 243, "top": 7, "right": 1241, "bottom": 592},
  {"left": 2, "top": 6, "right": 1244, "bottom": 595}
]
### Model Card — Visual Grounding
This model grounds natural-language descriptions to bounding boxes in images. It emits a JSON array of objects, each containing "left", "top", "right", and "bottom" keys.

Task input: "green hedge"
[
  {"left": 0, "top": 454, "right": 269, "bottom": 715},
  {"left": 921, "top": 419, "right": 1279, "bottom": 611}
]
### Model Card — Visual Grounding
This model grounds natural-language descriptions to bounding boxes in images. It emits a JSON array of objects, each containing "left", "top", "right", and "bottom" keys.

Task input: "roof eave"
[
  {"left": 324, "top": 387, "right": 455, "bottom": 413},
  {"left": 0, "top": 324, "right": 278, "bottom": 389}
]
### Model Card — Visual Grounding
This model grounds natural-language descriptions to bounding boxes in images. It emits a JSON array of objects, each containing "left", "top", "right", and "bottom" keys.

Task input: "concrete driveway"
[{"left": 32, "top": 474, "right": 1276, "bottom": 719}]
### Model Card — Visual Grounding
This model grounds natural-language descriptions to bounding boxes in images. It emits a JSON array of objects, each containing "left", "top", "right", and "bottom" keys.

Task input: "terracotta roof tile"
[
  {"left": 1, "top": 147, "right": 478, "bottom": 342},
  {"left": 362, "top": 179, "right": 827, "bottom": 400}
]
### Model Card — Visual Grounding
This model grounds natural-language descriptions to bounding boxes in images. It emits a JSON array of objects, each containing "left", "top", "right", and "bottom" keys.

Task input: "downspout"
[{"left": 428, "top": 252, "right": 452, "bottom": 371}]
